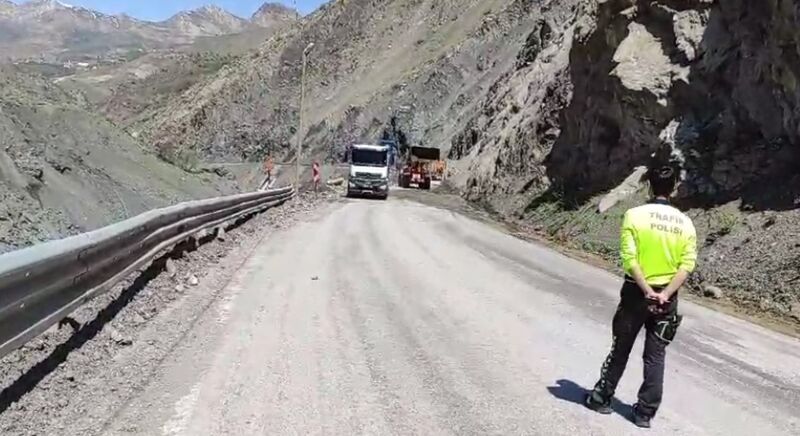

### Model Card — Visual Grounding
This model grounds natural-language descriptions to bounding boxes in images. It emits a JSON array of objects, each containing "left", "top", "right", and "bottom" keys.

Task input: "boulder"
[
  {"left": 791, "top": 303, "right": 800, "bottom": 322},
  {"left": 598, "top": 166, "right": 648, "bottom": 213},
  {"left": 108, "top": 327, "right": 132, "bottom": 346},
  {"left": 703, "top": 285, "right": 724, "bottom": 299},
  {"left": 165, "top": 258, "right": 177, "bottom": 277}
]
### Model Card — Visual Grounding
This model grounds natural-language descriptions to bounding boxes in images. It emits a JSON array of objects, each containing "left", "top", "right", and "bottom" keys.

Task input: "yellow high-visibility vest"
[{"left": 620, "top": 201, "right": 697, "bottom": 286}]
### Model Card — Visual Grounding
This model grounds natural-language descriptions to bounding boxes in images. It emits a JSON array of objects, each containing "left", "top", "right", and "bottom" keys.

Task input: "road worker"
[
  {"left": 312, "top": 161, "right": 321, "bottom": 193},
  {"left": 584, "top": 165, "right": 697, "bottom": 429},
  {"left": 263, "top": 156, "right": 275, "bottom": 187}
]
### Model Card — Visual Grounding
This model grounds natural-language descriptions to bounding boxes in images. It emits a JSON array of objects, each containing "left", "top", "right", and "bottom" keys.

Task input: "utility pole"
[{"left": 295, "top": 42, "right": 314, "bottom": 189}]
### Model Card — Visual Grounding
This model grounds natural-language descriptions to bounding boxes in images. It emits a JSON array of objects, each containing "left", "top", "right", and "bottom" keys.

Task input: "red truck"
[{"left": 398, "top": 146, "right": 440, "bottom": 190}]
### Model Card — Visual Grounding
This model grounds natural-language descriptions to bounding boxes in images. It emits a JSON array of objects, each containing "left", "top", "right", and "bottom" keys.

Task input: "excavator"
[{"left": 398, "top": 146, "right": 442, "bottom": 190}]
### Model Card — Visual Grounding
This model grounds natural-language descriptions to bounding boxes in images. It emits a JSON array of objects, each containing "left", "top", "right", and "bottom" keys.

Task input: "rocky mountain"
[
  {"left": 1, "top": 1, "right": 155, "bottom": 62},
  {"left": 0, "top": 63, "right": 241, "bottom": 253},
  {"left": 140, "top": 0, "right": 526, "bottom": 162},
  {"left": 0, "top": 0, "right": 16, "bottom": 16},
  {"left": 165, "top": 5, "right": 247, "bottom": 37},
  {"left": 251, "top": 2, "right": 299, "bottom": 28},
  {"left": 0, "top": 1, "right": 299, "bottom": 63},
  {"left": 0, "top": 2, "right": 300, "bottom": 253},
  {"left": 139, "top": 0, "right": 800, "bottom": 321},
  {"left": 7, "top": 0, "right": 68, "bottom": 17}
]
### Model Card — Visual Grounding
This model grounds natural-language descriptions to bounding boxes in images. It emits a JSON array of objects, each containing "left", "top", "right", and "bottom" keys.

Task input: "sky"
[{"left": 10, "top": 0, "right": 326, "bottom": 21}]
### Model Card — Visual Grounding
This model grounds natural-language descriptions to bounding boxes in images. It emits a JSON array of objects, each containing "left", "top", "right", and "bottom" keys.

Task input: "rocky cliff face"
[
  {"left": 456, "top": 0, "right": 800, "bottom": 209},
  {"left": 447, "top": 0, "right": 800, "bottom": 318},
  {"left": 541, "top": 0, "right": 800, "bottom": 210},
  {"left": 142, "top": 0, "right": 558, "bottom": 164}
]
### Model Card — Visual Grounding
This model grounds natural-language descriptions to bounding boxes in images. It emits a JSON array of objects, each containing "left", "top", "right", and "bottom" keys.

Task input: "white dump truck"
[{"left": 347, "top": 144, "right": 390, "bottom": 200}]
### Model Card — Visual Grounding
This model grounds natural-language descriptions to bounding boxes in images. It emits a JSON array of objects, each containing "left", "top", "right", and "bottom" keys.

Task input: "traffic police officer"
[{"left": 585, "top": 166, "right": 697, "bottom": 429}]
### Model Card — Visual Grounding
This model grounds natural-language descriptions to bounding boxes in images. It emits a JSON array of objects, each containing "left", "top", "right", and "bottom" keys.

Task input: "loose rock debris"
[{"left": 0, "top": 191, "right": 336, "bottom": 436}]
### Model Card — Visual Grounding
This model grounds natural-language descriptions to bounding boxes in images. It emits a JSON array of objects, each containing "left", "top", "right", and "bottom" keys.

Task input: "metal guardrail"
[{"left": 0, "top": 186, "right": 295, "bottom": 359}]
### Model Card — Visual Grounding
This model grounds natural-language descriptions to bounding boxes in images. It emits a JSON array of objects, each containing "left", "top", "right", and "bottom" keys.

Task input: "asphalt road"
[{"left": 105, "top": 195, "right": 800, "bottom": 436}]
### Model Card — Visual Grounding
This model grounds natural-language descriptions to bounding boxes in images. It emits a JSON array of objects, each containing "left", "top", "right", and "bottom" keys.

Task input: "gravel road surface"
[{"left": 92, "top": 196, "right": 800, "bottom": 435}]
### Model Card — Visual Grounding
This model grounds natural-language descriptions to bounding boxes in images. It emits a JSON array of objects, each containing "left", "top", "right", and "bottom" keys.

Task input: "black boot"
[
  {"left": 631, "top": 404, "right": 652, "bottom": 428},
  {"left": 584, "top": 392, "right": 613, "bottom": 415}
]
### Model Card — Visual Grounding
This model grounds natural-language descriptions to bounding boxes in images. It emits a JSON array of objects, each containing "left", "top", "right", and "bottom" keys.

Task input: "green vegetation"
[
  {"left": 122, "top": 48, "right": 147, "bottom": 63},
  {"left": 190, "top": 52, "right": 238, "bottom": 75},
  {"left": 176, "top": 148, "right": 202, "bottom": 173},
  {"left": 713, "top": 209, "right": 741, "bottom": 236},
  {"left": 524, "top": 187, "right": 651, "bottom": 268},
  {"left": 157, "top": 144, "right": 201, "bottom": 173}
]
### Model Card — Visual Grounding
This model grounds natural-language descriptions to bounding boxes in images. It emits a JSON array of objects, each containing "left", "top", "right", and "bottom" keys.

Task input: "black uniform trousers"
[{"left": 591, "top": 279, "right": 677, "bottom": 417}]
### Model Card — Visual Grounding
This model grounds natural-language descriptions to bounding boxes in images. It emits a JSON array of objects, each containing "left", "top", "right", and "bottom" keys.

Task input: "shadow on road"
[
  {"left": 0, "top": 213, "right": 258, "bottom": 414},
  {"left": 344, "top": 192, "right": 390, "bottom": 201},
  {"left": 546, "top": 379, "right": 632, "bottom": 418}
]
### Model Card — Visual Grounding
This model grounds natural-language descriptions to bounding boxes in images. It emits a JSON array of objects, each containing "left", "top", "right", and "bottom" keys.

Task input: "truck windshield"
[{"left": 352, "top": 150, "right": 387, "bottom": 167}]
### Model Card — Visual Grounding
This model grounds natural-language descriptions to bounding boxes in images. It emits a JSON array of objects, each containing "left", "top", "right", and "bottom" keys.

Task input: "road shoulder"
[
  {"left": 0, "top": 193, "right": 341, "bottom": 436},
  {"left": 395, "top": 188, "right": 800, "bottom": 339}
]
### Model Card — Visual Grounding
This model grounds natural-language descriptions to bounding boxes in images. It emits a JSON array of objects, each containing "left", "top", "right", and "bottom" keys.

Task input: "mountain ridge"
[
  {"left": 251, "top": 2, "right": 298, "bottom": 27},
  {"left": 164, "top": 4, "right": 248, "bottom": 37},
  {"left": 4, "top": 0, "right": 300, "bottom": 23},
  {"left": 0, "top": 1, "right": 300, "bottom": 62}
]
